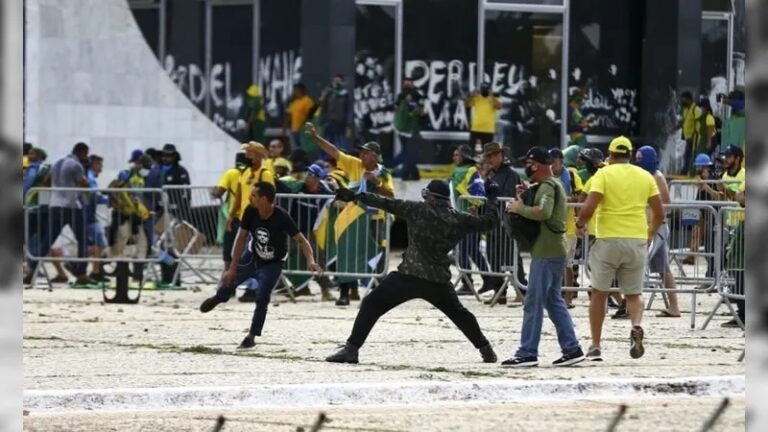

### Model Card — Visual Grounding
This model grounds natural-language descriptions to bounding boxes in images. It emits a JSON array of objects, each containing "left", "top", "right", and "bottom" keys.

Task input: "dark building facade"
[{"left": 129, "top": 0, "right": 745, "bottom": 173}]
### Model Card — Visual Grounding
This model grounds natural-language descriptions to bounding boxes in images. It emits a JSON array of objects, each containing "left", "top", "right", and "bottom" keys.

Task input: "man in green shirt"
[{"left": 500, "top": 147, "right": 584, "bottom": 368}]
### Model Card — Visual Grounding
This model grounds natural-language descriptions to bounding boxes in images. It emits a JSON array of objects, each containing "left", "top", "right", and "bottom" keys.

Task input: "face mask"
[
  {"left": 139, "top": 168, "right": 150, "bottom": 177},
  {"left": 524, "top": 164, "right": 535, "bottom": 178},
  {"left": 480, "top": 90, "right": 490, "bottom": 97}
]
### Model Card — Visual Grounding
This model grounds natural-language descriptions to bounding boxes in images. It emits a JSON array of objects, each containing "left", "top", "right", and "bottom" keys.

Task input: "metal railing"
[{"left": 702, "top": 206, "right": 745, "bottom": 330}]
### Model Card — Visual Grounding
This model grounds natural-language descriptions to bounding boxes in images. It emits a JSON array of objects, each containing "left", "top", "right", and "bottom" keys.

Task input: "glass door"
[
  {"left": 354, "top": 0, "right": 402, "bottom": 164},
  {"left": 479, "top": 0, "right": 568, "bottom": 156}
]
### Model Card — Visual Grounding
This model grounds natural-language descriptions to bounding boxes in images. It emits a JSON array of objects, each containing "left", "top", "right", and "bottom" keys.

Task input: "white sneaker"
[{"left": 586, "top": 346, "right": 603, "bottom": 362}]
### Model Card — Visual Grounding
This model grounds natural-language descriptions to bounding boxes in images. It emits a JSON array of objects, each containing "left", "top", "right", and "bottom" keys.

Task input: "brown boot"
[
  {"left": 320, "top": 286, "right": 336, "bottom": 302},
  {"left": 350, "top": 287, "right": 361, "bottom": 301}
]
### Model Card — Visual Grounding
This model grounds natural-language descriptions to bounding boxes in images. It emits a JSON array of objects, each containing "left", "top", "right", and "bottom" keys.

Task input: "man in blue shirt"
[{"left": 84, "top": 155, "right": 109, "bottom": 282}]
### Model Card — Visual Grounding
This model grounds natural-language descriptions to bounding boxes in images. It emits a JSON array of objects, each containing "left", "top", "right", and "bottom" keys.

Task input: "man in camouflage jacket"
[{"left": 325, "top": 179, "right": 501, "bottom": 364}]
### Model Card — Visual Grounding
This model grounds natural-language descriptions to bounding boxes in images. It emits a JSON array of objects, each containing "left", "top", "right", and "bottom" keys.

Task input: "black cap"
[
  {"left": 524, "top": 146, "right": 553, "bottom": 165},
  {"left": 721, "top": 144, "right": 744, "bottom": 158},
  {"left": 358, "top": 141, "right": 381, "bottom": 156},
  {"left": 548, "top": 148, "right": 564, "bottom": 160},
  {"left": 161, "top": 143, "right": 181, "bottom": 161},
  {"left": 423, "top": 180, "right": 450, "bottom": 200}
]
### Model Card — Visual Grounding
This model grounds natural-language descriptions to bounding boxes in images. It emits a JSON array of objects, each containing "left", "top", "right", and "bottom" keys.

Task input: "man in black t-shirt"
[{"left": 200, "top": 182, "right": 322, "bottom": 349}]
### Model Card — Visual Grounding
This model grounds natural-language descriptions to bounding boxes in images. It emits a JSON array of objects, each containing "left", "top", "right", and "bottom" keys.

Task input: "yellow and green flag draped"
[{"left": 333, "top": 201, "right": 381, "bottom": 283}]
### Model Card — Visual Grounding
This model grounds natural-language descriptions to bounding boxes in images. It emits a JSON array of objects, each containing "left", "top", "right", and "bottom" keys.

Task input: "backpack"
[{"left": 503, "top": 179, "right": 564, "bottom": 252}]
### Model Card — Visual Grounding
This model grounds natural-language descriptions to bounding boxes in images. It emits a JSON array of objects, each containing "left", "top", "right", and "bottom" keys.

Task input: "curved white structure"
[{"left": 24, "top": 0, "right": 239, "bottom": 185}]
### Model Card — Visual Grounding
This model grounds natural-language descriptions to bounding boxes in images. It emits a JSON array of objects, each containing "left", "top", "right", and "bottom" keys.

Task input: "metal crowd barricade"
[
  {"left": 452, "top": 196, "right": 520, "bottom": 305},
  {"left": 24, "top": 186, "right": 171, "bottom": 303},
  {"left": 668, "top": 179, "right": 741, "bottom": 202},
  {"left": 160, "top": 185, "right": 226, "bottom": 285},
  {"left": 156, "top": 187, "right": 392, "bottom": 295},
  {"left": 701, "top": 206, "right": 745, "bottom": 330},
  {"left": 278, "top": 193, "right": 392, "bottom": 296}
]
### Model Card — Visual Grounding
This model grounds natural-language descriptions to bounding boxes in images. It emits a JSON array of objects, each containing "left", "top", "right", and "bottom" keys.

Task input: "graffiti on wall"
[
  {"left": 353, "top": 55, "right": 395, "bottom": 134},
  {"left": 164, "top": 55, "right": 244, "bottom": 134},
  {"left": 570, "top": 66, "right": 639, "bottom": 135},
  {"left": 257, "top": 50, "right": 302, "bottom": 126},
  {"left": 403, "top": 59, "right": 560, "bottom": 134}
]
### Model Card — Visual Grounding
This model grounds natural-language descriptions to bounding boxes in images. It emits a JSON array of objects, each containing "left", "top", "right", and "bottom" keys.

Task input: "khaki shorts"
[{"left": 589, "top": 238, "right": 647, "bottom": 295}]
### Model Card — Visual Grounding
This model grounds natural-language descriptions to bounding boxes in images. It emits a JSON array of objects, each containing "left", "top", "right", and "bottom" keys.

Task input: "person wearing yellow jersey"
[
  {"left": 576, "top": 136, "right": 664, "bottom": 362},
  {"left": 306, "top": 122, "right": 394, "bottom": 304},
  {"left": 264, "top": 139, "right": 292, "bottom": 174},
  {"left": 214, "top": 152, "right": 249, "bottom": 270},
  {"left": 679, "top": 91, "right": 702, "bottom": 175},
  {"left": 283, "top": 83, "right": 316, "bottom": 151},
  {"left": 465, "top": 83, "right": 501, "bottom": 150}
]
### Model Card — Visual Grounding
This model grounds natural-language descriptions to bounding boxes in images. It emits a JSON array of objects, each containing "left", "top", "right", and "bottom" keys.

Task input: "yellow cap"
[
  {"left": 246, "top": 84, "right": 261, "bottom": 98},
  {"left": 273, "top": 157, "right": 292, "bottom": 170},
  {"left": 608, "top": 135, "right": 632, "bottom": 155}
]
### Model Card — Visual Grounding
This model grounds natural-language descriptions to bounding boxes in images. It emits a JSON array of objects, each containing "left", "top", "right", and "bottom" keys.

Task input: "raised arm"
[{"left": 304, "top": 122, "right": 340, "bottom": 160}]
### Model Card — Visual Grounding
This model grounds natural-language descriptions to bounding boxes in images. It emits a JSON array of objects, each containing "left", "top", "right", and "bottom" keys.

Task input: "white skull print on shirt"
[{"left": 254, "top": 227, "right": 275, "bottom": 260}]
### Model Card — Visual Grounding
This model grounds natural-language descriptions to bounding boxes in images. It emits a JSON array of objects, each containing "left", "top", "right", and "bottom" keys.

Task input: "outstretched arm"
[
  {"left": 357, "top": 192, "right": 417, "bottom": 219},
  {"left": 457, "top": 202, "right": 499, "bottom": 233}
]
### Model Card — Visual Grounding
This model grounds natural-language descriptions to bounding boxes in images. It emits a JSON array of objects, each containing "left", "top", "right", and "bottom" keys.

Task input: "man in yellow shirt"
[
  {"left": 576, "top": 136, "right": 664, "bottom": 361},
  {"left": 214, "top": 152, "right": 249, "bottom": 270},
  {"left": 305, "top": 122, "right": 394, "bottom": 304},
  {"left": 465, "top": 83, "right": 501, "bottom": 150},
  {"left": 283, "top": 83, "right": 315, "bottom": 150},
  {"left": 679, "top": 91, "right": 702, "bottom": 175}
]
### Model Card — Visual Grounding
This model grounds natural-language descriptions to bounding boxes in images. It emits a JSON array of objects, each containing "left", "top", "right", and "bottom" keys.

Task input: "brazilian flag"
[{"left": 334, "top": 201, "right": 381, "bottom": 283}]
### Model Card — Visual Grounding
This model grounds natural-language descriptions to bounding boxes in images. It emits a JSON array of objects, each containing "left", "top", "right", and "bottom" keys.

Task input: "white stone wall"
[{"left": 24, "top": 0, "right": 240, "bottom": 186}]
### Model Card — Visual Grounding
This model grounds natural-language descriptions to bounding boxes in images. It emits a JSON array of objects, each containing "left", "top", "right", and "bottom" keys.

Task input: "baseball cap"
[
  {"left": 422, "top": 179, "right": 450, "bottom": 201},
  {"left": 694, "top": 153, "right": 714, "bottom": 167},
  {"left": 129, "top": 149, "right": 143, "bottom": 162},
  {"left": 720, "top": 144, "right": 744, "bottom": 158},
  {"left": 358, "top": 141, "right": 381, "bottom": 156},
  {"left": 548, "top": 148, "right": 564, "bottom": 160},
  {"left": 307, "top": 163, "right": 326, "bottom": 179},
  {"left": 608, "top": 136, "right": 633, "bottom": 155},
  {"left": 524, "top": 146, "right": 553, "bottom": 165},
  {"left": 31, "top": 147, "right": 48, "bottom": 159}
]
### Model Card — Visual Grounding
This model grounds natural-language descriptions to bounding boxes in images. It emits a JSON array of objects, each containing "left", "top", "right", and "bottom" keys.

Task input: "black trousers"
[{"left": 346, "top": 272, "right": 490, "bottom": 349}]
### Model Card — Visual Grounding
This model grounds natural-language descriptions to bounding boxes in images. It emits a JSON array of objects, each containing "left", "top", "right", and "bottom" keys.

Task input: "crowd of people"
[{"left": 21, "top": 80, "right": 747, "bottom": 365}]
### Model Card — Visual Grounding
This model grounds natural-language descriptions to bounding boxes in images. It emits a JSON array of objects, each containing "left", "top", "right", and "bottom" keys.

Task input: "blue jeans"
[
  {"left": 214, "top": 250, "right": 283, "bottom": 336},
  {"left": 515, "top": 257, "right": 580, "bottom": 358}
]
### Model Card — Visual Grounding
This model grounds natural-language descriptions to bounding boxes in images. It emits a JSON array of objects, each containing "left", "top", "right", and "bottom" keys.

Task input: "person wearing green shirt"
[
  {"left": 394, "top": 77, "right": 424, "bottom": 180},
  {"left": 501, "top": 146, "right": 584, "bottom": 368}
]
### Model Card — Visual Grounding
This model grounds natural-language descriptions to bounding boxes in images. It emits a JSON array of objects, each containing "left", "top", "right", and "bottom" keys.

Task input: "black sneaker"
[
  {"left": 238, "top": 290, "right": 258, "bottom": 303},
  {"left": 335, "top": 296, "right": 350, "bottom": 306},
  {"left": 501, "top": 356, "right": 538, "bottom": 368},
  {"left": 720, "top": 318, "right": 743, "bottom": 328},
  {"left": 607, "top": 297, "right": 620, "bottom": 309},
  {"left": 238, "top": 335, "right": 255, "bottom": 349},
  {"left": 479, "top": 344, "right": 497, "bottom": 363},
  {"left": 325, "top": 344, "right": 359, "bottom": 364},
  {"left": 630, "top": 326, "right": 645, "bottom": 359},
  {"left": 200, "top": 296, "right": 223, "bottom": 313},
  {"left": 552, "top": 347, "right": 586, "bottom": 367},
  {"left": 611, "top": 301, "right": 628, "bottom": 319},
  {"left": 23, "top": 273, "right": 34, "bottom": 285}
]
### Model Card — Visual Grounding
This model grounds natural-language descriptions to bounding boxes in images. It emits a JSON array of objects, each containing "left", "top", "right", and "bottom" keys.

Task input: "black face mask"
[
  {"left": 480, "top": 90, "right": 490, "bottom": 97},
  {"left": 524, "top": 164, "right": 535, "bottom": 178}
]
